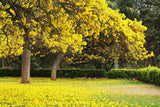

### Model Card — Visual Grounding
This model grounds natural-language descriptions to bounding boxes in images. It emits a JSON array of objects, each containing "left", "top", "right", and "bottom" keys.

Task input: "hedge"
[
  {"left": 137, "top": 67, "right": 160, "bottom": 85},
  {"left": 106, "top": 67, "right": 160, "bottom": 86},
  {"left": 0, "top": 68, "right": 106, "bottom": 78},
  {"left": 105, "top": 69, "right": 138, "bottom": 79},
  {"left": 1, "top": 67, "right": 160, "bottom": 86},
  {"left": 0, "top": 67, "right": 21, "bottom": 77}
]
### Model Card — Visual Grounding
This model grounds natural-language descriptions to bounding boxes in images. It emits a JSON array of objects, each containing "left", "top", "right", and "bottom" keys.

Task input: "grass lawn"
[{"left": 0, "top": 77, "right": 160, "bottom": 107}]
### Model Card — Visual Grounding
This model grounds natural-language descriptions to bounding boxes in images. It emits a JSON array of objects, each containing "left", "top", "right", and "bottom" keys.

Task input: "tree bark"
[
  {"left": 21, "top": 40, "right": 31, "bottom": 84},
  {"left": 1, "top": 58, "right": 5, "bottom": 68},
  {"left": 114, "top": 46, "right": 119, "bottom": 69},
  {"left": 51, "top": 53, "right": 65, "bottom": 81},
  {"left": 114, "top": 58, "right": 119, "bottom": 69}
]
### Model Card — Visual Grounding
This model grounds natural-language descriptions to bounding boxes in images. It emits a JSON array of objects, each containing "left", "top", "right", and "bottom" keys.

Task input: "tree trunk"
[
  {"left": 21, "top": 40, "right": 31, "bottom": 84},
  {"left": 20, "top": 13, "right": 33, "bottom": 83},
  {"left": 1, "top": 58, "right": 5, "bottom": 68},
  {"left": 122, "top": 59, "right": 126, "bottom": 68},
  {"left": 114, "top": 58, "right": 119, "bottom": 69},
  {"left": 114, "top": 46, "right": 119, "bottom": 69},
  {"left": 51, "top": 53, "right": 65, "bottom": 81}
]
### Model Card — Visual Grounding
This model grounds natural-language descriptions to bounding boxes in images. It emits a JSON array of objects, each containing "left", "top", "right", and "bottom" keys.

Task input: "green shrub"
[
  {"left": 105, "top": 69, "right": 137, "bottom": 79},
  {"left": 57, "top": 68, "right": 106, "bottom": 78},
  {"left": 137, "top": 67, "right": 160, "bottom": 85},
  {"left": 106, "top": 67, "right": 160, "bottom": 86},
  {"left": 0, "top": 68, "right": 106, "bottom": 78},
  {"left": 0, "top": 67, "right": 21, "bottom": 77}
]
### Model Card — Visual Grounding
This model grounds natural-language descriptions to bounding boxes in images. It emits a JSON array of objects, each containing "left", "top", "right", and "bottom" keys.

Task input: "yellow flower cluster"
[
  {"left": 41, "top": 0, "right": 116, "bottom": 54},
  {"left": 0, "top": 78, "right": 159, "bottom": 107},
  {"left": 42, "top": 0, "right": 106, "bottom": 54},
  {"left": 0, "top": 11, "right": 24, "bottom": 58}
]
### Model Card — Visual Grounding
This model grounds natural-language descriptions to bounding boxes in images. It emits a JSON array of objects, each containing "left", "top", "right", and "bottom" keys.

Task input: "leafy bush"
[
  {"left": 137, "top": 67, "right": 160, "bottom": 85},
  {"left": 0, "top": 67, "right": 21, "bottom": 77},
  {"left": 105, "top": 69, "right": 138, "bottom": 79},
  {"left": 106, "top": 66, "right": 160, "bottom": 86},
  {"left": 0, "top": 68, "right": 106, "bottom": 78}
]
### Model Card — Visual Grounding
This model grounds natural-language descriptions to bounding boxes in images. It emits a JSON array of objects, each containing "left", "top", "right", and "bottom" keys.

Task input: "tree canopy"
[{"left": 66, "top": 0, "right": 154, "bottom": 69}]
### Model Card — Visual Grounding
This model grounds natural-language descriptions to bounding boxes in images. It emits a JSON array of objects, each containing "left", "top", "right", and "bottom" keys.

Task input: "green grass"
[{"left": 0, "top": 77, "right": 160, "bottom": 107}]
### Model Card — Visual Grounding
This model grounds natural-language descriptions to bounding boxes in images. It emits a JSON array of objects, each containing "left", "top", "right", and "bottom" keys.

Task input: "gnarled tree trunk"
[
  {"left": 21, "top": 39, "right": 31, "bottom": 84},
  {"left": 51, "top": 53, "right": 65, "bottom": 81}
]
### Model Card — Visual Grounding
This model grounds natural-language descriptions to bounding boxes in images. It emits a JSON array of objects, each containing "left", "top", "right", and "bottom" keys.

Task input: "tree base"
[
  {"left": 20, "top": 80, "right": 30, "bottom": 84},
  {"left": 51, "top": 78, "right": 56, "bottom": 81}
]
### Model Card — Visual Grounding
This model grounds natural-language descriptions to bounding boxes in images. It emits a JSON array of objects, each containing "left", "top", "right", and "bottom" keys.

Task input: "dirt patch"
[{"left": 105, "top": 85, "right": 160, "bottom": 96}]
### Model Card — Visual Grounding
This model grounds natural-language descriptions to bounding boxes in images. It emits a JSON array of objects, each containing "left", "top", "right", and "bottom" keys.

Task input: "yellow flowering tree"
[
  {"left": 66, "top": 2, "right": 154, "bottom": 70},
  {"left": 0, "top": 0, "right": 45, "bottom": 83},
  {"left": 37, "top": 0, "right": 109, "bottom": 80}
]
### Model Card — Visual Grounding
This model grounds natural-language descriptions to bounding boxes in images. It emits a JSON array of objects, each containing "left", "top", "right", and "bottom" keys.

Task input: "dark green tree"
[
  {"left": 138, "top": 0, "right": 160, "bottom": 66},
  {"left": 106, "top": 0, "right": 139, "bottom": 20}
]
